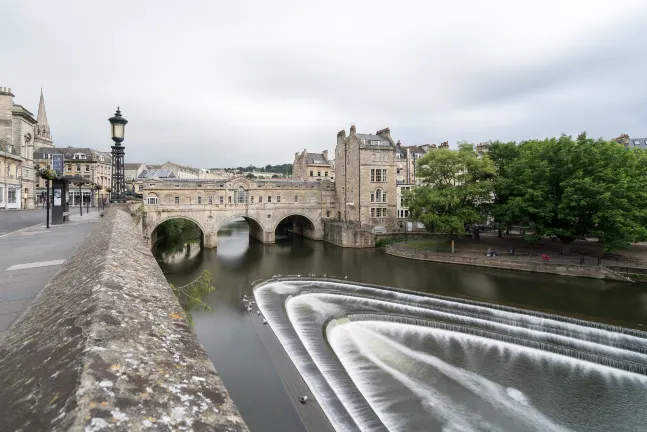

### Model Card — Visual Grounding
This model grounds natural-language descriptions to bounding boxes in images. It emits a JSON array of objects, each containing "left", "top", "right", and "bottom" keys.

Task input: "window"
[
  {"left": 208, "top": 196, "right": 213, "bottom": 204},
  {"left": 76, "top": 164, "right": 81, "bottom": 171},
  {"left": 146, "top": 195, "right": 158, "bottom": 205},
  {"left": 277, "top": 195, "right": 281, "bottom": 203},
  {"left": 228, "top": 196, "right": 232, "bottom": 204},
  {"left": 149, "top": 183, "right": 155, "bottom": 187},
  {"left": 85, "top": 165, "right": 90, "bottom": 172},
  {"left": 198, "top": 196, "right": 202, "bottom": 204},
  {"left": 268, "top": 196, "right": 272, "bottom": 203},
  {"left": 310, "top": 170, "right": 313, "bottom": 176},
  {"left": 251, "top": 196, "right": 254, "bottom": 203},
  {"left": 237, "top": 187, "right": 246, "bottom": 203},
  {"left": 325, "top": 171, "right": 328, "bottom": 177},
  {"left": 138, "top": 185, "right": 143, "bottom": 191},
  {"left": 635, "top": 140, "right": 641, "bottom": 146},
  {"left": 198, "top": 184, "right": 202, "bottom": 188},
  {"left": 67, "top": 165, "right": 72, "bottom": 171},
  {"left": 326, "top": 210, "right": 330, "bottom": 217},
  {"left": 8, "top": 188, "right": 17, "bottom": 203},
  {"left": 174, "top": 184, "right": 180, "bottom": 188},
  {"left": 370, "top": 207, "right": 387, "bottom": 218},
  {"left": 294, "top": 195, "right": 298, "bottom": 202},
  {"left": 259, "top": 196, "right": 263, "bottom": 203},
  {"left": 219, "top": 196, "right": 224, "bottom": 204},
  {"left": 175, "top": 197, "right": 179, "bottom": 204},
  {"left": 370, "top": 169, "right": 387, "bottom": 182},
  {"left": 317, "top": 171, "right": 321, "bottom": 177}
]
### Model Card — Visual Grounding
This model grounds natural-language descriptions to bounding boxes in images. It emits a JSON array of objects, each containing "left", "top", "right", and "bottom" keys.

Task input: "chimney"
[
  {"left": 322, "top": 150, "right": 328, "bottom": 161},
  {"left": 337, "top": 129, "right": 346, "bottom": 138},
  {"left": 350, "top": 124, "right": 356, "bottom": 134},
  {"left": 376, "top": 127, "right": 391, "bottom": 139},
  {"left": 396, "top": 140, "right": 401, "bottom": 147}
]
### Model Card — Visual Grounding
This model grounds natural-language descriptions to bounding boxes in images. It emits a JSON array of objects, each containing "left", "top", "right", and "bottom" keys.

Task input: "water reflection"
[{"left": 155, "top": 220, "right": 647, "bottom": 432}]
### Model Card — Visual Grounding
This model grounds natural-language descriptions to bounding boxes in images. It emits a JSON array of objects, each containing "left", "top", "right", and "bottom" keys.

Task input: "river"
[{"left": 155, "top": 219, "right": 647, "bottom": 432}]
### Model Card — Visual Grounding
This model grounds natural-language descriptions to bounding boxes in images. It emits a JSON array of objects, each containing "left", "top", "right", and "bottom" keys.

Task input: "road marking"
[
  {"left": 5, "top": 260, "right": 65, "bottom": 271},
  {"left": 0, "top": 222, "right": 46, "bottom": 239}
]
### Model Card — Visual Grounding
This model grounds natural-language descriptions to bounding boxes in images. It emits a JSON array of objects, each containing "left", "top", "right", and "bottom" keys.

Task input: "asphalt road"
[{"left": 0, "top": 210, "right": 48, "bottom": 237}]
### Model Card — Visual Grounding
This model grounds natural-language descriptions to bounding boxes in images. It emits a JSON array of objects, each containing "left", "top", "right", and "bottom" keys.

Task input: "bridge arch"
[
  {"left": 216, "top": 214, "right": 267, "bottom": 245},
  {"left": 149, "top": 215, "right": 208, "bottom": 249},
  {"left": 272, "top": 212, "right": 321, "bottom": 241}
]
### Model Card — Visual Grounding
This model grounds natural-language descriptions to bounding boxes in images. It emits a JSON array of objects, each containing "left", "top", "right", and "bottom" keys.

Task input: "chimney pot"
[{"left": 350, "top": 124, "right": 356, "bottom": 133}]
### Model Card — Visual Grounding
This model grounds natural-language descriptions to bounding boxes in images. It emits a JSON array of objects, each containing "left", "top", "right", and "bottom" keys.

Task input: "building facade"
[
  {"left": 34, "top": 147, "right": 112, "bottom": 206},
  {"left": 0, "top": 139, "right": 22, "bottom": 209},
  {"left": 292, "top": 149, "right": 334, "bottom": 181},
  {"left": 334, "top": 125, "right": 397, "bottom": 230},
  {"left": 0, "top": 87, "right": 54, "bottom": 209},
  {"left": 613, "top": 134, "right": 647, "bottom": 150}
]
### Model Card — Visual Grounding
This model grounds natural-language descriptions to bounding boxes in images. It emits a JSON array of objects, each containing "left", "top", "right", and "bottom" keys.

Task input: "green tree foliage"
[
  {"left": 406, "top": 143, "right": 496, "bottom": 236},
  {"left": 505, "top": 133, "right": 647, "bottom": 253},
  {"left": 156, "top": 218, "right": 201, "bottom": 242},
  {"left": 169, "top": 270, "right": 216, "bottom": 325},
  {"left": 486, "top": 141, "right": 521, "bottom": 236}
]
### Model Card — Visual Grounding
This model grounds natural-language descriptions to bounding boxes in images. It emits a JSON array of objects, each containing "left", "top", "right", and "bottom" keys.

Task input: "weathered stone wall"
[
  {"left": 324, "top": 222, "right": 375, "bottom": 248},
  {"left": 386, "top": 244, "right": 628, "bottom": 281},
  {"left": 0, "top": 204, "right": 249, "bottom": 431}
]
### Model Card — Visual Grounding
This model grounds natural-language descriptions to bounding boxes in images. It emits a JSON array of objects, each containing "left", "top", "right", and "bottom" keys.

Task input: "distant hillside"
[{"left": 210, "top": 164, "right": 292, "bottom": 176}]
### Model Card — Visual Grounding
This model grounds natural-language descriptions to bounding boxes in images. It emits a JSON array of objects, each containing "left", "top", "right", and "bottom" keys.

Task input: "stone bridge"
[{"left": 137, "top": 176, "right": 337, "bottom": 248}]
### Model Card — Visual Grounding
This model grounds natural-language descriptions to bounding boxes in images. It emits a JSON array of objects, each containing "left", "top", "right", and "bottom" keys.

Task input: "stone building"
[
  {"left": 0, "top": 139, "right": 22, "bottom": 209},
  {"left": 34, "top": 147, "right": 112, "bottom": 206},
  {"left": 0, "top": 87, "right": 54, "bottom": 209},
  {"left": 292, "top": 149, "right": 334, "bottom": 181},
  {"left": 124, "top": 163, "right": 148, "bottom": 182},
  {"left": 334, "top": 125, "right": 397, "bottom": 230}
]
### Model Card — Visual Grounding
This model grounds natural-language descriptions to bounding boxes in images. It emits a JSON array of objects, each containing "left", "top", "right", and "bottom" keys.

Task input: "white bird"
[
  {"left": 298, "top": 396, "right": 308, "bottom": 404},
  {"left": 323, "top": 274, "right": 326, "bottom": 277},
  {"left": 344, "top": 276, "right": 348, "bottom": 280},
  {"left": 262, "top": 319, "right": 267, "bottom": 324},
  {"left": 297, "top": 275, "right": 301, "bottom": 278},
  {"left": 246, "top": 306, "right": 252, "bottom": 312}
]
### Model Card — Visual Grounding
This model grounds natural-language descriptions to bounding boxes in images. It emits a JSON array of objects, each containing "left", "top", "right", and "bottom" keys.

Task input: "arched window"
[
  {"left": 371, "top": 188, "right": 386, "bottom": 203},
  {"left": 237, "top": 186, "right": 247, "bottom": 203},
  {"left": 145, "top": 193, "right": 158, "bottom": 205}
]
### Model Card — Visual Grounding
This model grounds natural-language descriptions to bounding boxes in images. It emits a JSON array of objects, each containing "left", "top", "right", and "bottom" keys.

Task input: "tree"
[
  {"left": 505, "top": 133, "right": 647, "bottom": 254},
  {"left": 170, "top": 270, "right": 216, "bottom": 325},
  {"left": 486, "top": 141, "right": 520, "bottom": 237},
  {"left": 246, "top": 173, "right": 256, "bottom": 179},
  {"left": 406, "top": 143, "right": 496, "bottom": 237}
]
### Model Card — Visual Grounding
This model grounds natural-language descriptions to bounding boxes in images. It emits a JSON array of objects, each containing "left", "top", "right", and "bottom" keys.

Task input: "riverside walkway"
[{"left": 0, "top": 210, "right": 101, "bottom": 342}]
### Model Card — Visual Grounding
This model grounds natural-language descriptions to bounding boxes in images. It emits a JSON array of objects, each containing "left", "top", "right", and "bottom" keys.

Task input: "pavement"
[
  {"left": 0, "top": 210, "right": 101, "bottom": 342},
  {"left": 0, "top": 209, "right": 47, "bottom": 236}
]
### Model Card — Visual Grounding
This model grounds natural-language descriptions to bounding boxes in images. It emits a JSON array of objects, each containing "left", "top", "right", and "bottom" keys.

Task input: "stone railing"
[{"left": 0, "top": 204, "right": 249, "bottom": 431}]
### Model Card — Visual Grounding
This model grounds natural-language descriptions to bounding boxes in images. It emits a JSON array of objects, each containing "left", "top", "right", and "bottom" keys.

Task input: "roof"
[
  {"left": 137, "top": 169, "right": 175, "bottom": 179},
  {"left": 34, "top": 147, "right": 111, "bottom": 161},
  {"left": 306, "top": 152, "right": 330, "bottom": 165},
  {"left": 146, "top": 164, "right": 163, "bottom": 169},
  {"left": 628, "top": 138, "right": 647, "bottom": 149},
  {"left": 124, "top": 163, "right": 145, "bottom": 170},
  {"left": 357, "top": 133, "right": 390, "bottom": 143},
  {"left": 162, "top": 161, "right": 199, "bottom": 173}
]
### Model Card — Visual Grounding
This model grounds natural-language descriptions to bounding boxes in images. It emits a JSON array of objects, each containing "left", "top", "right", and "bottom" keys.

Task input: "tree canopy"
[
  {"left": 504, "top": 133, "right": 647, "bottom": 253},
  {"left": 406, "top": 143, "right": 495, "bottom": 235},
  {"left": 407, "top": 133, "right": 647, "bottom": 253}
]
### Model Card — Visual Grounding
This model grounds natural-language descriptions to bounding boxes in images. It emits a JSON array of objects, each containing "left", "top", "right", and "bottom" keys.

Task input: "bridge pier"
[{"left": 203, "top": 233, "right": 217, "bottom": 248}]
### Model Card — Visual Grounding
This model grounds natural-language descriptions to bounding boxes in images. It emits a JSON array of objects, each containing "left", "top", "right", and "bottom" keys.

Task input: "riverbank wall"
[
  {"left": 385, "top": 244, "right": 630, "bottom": 282},
  {"left": 0, "top": 204, "right": 249, "bottom": 431},
  {"left": 323, "top": 221, "right": 375, "bottom": 248}
]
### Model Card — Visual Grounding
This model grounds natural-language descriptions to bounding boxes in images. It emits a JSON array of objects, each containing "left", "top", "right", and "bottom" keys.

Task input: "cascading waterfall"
[{"left": 254, "top": 278, "right": 647, "bottom": 432}]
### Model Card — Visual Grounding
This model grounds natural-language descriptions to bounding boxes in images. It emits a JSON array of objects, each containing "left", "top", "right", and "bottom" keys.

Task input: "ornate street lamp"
[{"left": 109, "top": 107, "right": 128, "bottom": 202}]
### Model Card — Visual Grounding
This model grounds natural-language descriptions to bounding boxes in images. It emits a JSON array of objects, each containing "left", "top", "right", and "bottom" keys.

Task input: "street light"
[{"left": 109, "top": 107, "right": 128, "bottom": 202}]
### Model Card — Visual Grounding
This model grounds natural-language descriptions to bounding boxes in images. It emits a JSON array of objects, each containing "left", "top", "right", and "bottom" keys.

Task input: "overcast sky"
[{"left": 3, "top": 1, "right": 646, "bottom": 168}]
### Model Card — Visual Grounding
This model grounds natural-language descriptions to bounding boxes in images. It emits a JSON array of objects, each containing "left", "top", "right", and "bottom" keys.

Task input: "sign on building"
[{"left": 52, "top": 154, "right": 64, "bottom": 177}]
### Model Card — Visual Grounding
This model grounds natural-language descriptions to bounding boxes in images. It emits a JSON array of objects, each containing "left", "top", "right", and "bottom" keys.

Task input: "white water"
[{"left": 255, "top": 279, "right": 647, "bottom": 431}]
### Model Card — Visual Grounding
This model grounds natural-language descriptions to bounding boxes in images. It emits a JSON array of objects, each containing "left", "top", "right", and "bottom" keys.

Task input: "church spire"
[{"left": 35, "top": 88, "right": 51, "bottom": 140}]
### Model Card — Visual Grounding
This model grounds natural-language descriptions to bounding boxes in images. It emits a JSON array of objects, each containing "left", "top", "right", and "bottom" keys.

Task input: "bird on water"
[{"left": 298, "top": 396, "right": 308, "bottom": 404}]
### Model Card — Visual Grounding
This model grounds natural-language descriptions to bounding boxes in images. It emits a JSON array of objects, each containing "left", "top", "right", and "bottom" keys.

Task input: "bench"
[{"left": 62, "top": 212, "right": 70, "bottom": 222}]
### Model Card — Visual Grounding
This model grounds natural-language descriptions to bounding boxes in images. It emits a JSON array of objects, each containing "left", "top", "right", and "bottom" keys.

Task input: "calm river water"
[{"left": 155, "top": 220, "right": 647, "bottom": 432}]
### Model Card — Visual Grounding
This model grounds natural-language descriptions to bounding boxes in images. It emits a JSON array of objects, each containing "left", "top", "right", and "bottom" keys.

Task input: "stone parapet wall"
[
  {"left": 0, "top": 204, "right": 249, "bottom": 431},
  {"left": 386, "top": 244, "right": 628, "bottom": 281}
]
